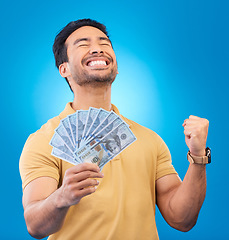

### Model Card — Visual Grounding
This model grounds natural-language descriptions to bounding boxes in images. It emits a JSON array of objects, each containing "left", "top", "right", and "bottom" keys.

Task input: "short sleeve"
[
  {"left": 156, "top": 137, "right": 177, "bottom": 180},
  {"left": 19, "top": 132, "right": 60, "bottom": 190}
]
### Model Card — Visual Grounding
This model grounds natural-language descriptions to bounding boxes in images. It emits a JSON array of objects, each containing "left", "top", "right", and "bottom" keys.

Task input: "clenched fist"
[{"left": 182, "top": 115, "right": 209, "bottom": 156}]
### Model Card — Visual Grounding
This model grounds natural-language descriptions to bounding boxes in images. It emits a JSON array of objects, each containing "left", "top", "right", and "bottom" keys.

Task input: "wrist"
[
  {"left": 189, "top": 149, "right": 206, "bottom": 157},
  {"left": 54, "top": 187, "right": 70, "bottom": 209},
  {"left": 187, "top": 147, "right": 211, "bottom": 165}
]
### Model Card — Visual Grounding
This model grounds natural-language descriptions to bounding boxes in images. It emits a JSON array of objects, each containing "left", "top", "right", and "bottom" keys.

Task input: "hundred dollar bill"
[
  {"left": 84, "top": 109, "right": 109, "bottom": 141},
  {"left": 51, "top": 147, "right": 80, "bottom": 165},
  {"left": 61, "top": 118, "right": 75, "bottom": 148},
  {"left": 61, "top": 118, "right": 75, "bottom": 146},
  {"left": 81, "top": 116, "right": 123, "bottom": 151},
  {"left": 76, "top": 122, "right": 137, "bottom": 170},
  {"left": 86, "top": 111, "right": 119, "bottom": 143},
  {"left": 67, "top": 113, "right": 77, "bottom": 146},
  {"left": 50, "top": 132, "right": 75, "bottom": 157},
  {"left": 77, "top": 110, "right": 89, "bottom": 148},
  {"left": 55, "top": 122, "right": 75, "bottom": 152},
  {"left": 81, "top": 107, "right": 100, "bottom": 145}
]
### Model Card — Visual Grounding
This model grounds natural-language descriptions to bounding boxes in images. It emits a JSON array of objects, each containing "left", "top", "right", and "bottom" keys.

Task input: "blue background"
[{"left": 1, "top": 0, "right": 228, "bottom": 239}]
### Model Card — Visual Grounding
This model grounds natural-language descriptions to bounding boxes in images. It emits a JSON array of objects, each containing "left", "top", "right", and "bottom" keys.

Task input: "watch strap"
[{"left": 187, "top": 147, "right": 211, "bottom": 164}]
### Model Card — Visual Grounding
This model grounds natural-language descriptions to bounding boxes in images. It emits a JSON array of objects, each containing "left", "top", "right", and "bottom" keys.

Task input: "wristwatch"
[{"left": 187, "top": 147, "right": 211, "bottom": 164}]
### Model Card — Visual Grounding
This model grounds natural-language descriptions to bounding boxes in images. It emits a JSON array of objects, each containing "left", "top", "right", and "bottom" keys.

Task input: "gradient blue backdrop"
[{"left": 1, "top": 0, "right": 228, "bottom": 239}]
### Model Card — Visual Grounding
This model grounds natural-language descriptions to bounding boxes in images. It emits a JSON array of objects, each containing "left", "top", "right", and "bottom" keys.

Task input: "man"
[{"left": 19, "top": 19, "right": 210, "bottom": 240}]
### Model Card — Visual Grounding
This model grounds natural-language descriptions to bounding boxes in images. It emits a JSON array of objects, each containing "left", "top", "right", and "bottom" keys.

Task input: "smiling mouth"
[
  {"left": 87, "top": 60, "right": 108, "bottom": 67},
  {"left": 84, "top": 56, "right": 111, "bottom": 68}
]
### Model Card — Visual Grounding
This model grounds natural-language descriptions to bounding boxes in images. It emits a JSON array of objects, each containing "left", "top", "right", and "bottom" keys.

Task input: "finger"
[
  {"left": 184, "top": 118, "right": 197, "bottom": 125},
  {"left": 74, "top": 162, "right": 101, "bottom": 173},
  {"left": 69, "top": 170, "right": 104, "bottom": 183},
  {"left": 189, "top": 115, "right": 200, "bottom": 120},
  {"left": 183, "top": 115, "right": 201, "bottom": 125},
  {"left": 77, "top": 178, "right": 100, "bottom": 189},
  {"left": 65, "top": 163, "right": 101, "bottom": 175},
  {"left": 183, "top": 125, "right": 195, "bottom": 136},
  {"left": 184, "top": 129, "right": 192, "bottom": 138},
  {"left": 183, "top": 119, "right": 201, "bottom": 129},
  {"left": 182, "top": 118, "right": 193, "bottom": 127},
  {"left": 77, "top": 186, "right": 97, "bottom": 198},
  {"left": 184, "top": 125, "right": 200, "bottom": 138}
]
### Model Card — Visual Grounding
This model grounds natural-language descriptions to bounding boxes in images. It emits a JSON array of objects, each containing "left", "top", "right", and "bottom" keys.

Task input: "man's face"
[{"left": 64, "top": 26, "right": 118, "bottom": 87}]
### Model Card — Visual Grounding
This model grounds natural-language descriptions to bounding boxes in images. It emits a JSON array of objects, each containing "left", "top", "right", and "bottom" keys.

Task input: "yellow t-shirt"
[{"left": 19, "top": 103, "right": 177, "bottom": 240}]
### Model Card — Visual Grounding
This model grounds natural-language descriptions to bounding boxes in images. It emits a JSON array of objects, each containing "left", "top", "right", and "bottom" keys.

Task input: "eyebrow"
[
  {"left": 73, "top": 38, "right": 89, "bottom": 45},
  {"left": 73, "top": 37, "right": 111, "bottom": 45},
  {"left": 99, "top": 37, "right": 111, "bottom": 44}
]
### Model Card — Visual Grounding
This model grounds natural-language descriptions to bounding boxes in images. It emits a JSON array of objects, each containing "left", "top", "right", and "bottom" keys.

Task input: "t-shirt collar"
[{"left": 59, "top": 102, "right": 132, "bottom": 127}]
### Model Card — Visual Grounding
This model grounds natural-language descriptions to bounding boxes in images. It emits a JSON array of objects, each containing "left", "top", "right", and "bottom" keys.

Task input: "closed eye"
[
  {"left": 100, "top": 43, "right": 111, "bottom": 46},
  {"left": 78, "top": 44, "right": 89, "bottom": 47}
]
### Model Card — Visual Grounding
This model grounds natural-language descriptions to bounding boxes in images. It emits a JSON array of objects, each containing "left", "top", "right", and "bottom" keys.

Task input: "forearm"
[
  {"left": 23, "top": 164, "right": 103, "bottom": 239},
  {"left": 169, "top": 163, "right": 206, "bottom": 231},
  {"left": 24, "top": 188, "right": 69, "bottom": 239},
  {"left": 157, "top": 116, "right": 209, "bottom": 231}
]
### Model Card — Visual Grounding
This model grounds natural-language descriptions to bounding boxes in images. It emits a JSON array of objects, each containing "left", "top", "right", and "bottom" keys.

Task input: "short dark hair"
[{"left": 53, "top": 19, "right": 109, "bottom": 69}]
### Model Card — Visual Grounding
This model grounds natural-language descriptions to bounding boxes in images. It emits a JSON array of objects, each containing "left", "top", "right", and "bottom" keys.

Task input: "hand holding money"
[
  {"left": 50, "top": 107, "right": 137, "bottom": 170},
  {"left": 56, "top": 163, "right": 104, "bottom": 207}
]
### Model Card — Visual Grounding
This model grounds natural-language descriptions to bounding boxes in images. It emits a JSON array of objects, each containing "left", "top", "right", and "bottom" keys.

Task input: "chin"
[{"left": 76, "top": 74, "right": 116, "bottom": 87}]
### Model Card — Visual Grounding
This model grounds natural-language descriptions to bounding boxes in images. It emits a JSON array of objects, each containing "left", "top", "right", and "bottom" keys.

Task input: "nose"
[
  {"left": 89, "top": 49, "right": 104, "bottom": 55},
  {"left": 89, "top": 44, "right": 104, "bottom": 55}
]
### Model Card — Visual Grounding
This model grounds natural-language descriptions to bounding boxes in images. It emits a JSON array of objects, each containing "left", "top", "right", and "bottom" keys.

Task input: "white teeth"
[{"left": 88, "top": 60, "right": 107, "bottom": 67}]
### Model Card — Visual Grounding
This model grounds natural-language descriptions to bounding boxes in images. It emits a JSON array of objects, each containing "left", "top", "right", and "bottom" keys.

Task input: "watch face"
[{"left": 206, "top": 147, "right": 211, "bottom": 163}]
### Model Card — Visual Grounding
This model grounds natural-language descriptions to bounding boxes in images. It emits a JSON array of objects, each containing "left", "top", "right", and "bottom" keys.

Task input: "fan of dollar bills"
[{"left": 50, "top": 107, "right": 137, "bottom": 170}]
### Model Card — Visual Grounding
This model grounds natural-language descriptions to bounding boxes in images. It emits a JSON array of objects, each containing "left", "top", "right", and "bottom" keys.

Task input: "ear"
[{"left": 59, "top": 62, "right": 71, "bottom": 78}]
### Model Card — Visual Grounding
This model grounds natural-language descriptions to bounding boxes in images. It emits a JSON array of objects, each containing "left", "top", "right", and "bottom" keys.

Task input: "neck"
[{"left": 71, "top": 84, "right": 112, "bottom": 111}]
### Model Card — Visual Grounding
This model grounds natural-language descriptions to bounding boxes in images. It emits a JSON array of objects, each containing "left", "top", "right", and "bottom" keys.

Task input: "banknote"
[
  {"left": 67, "top": 113, "right": 77, "bottom": 146},
  {"left": 81, "top": 107, "right": 100, "bottom": 145},
  {"left": 55, "top": 122, "right": 75, "bottom": 152},
  {"left": 76, "top": 116, "right": 124, "bottom": 157},
  {"left": 61, "top": 117, "right": 75, "bottom": 147},
  {"left": 52, "top": 147, "right": 79, "bottom": 165},
  {"left": 50, "top": 132, "right": 75, "bottom": 157},
  {"left": 83, "top": 109, "right": 110, "bottom": 141},
  {"left": 50, "top": 107, "right": 137, "bottom": 169},
  {"left": 77, "top": 122, "right": 137, "bottom": 170},
  {"left": 85, "top": 111, "right": 120, "bottom": 143},
  {"left": 77, "top": 110, "right": 88, "bottom": 148}
]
